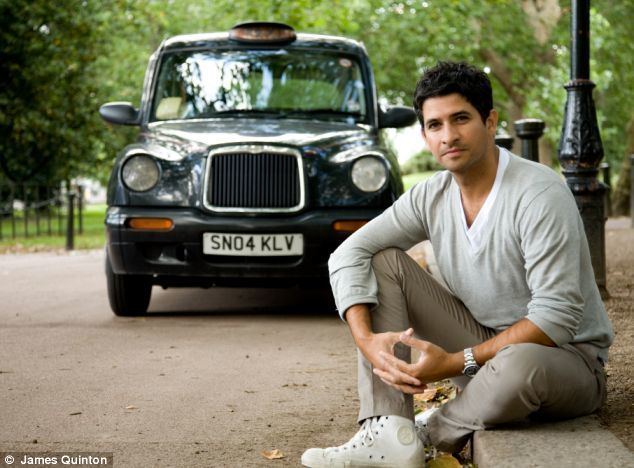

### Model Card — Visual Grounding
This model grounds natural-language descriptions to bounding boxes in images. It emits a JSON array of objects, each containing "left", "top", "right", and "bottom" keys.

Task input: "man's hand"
[
  {"left": 345, "top": 304, "right": 424, "bottom": 389},
  {"left": 356, "top": 332, "right": 424, "bottom": 389},
  {"left": 372, "top": 328, "right": 462, "bottom": 394}
]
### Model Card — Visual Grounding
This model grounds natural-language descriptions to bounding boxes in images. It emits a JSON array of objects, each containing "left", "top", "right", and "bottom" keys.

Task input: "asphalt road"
[{"left": 0, "top": 250, "right": 359, "bottom": 467}]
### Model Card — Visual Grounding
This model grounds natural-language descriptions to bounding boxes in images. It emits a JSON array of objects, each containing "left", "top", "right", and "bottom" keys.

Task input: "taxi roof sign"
[{"left": 229, "top": 22, "right": 297, "bottom": 44}]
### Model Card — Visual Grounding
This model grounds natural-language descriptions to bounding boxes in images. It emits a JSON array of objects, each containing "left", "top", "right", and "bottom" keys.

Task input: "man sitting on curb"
[{"left": 301, "top": 61, "right": 614, "bottom": 468}]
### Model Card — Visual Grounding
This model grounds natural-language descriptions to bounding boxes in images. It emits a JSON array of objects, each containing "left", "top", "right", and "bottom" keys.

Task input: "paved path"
[
  {"left": 2, "top": 220, "right": 632, "bottom": 467},
  {"left": 0, "top": 250, "right": 358, "bottom": 467}
]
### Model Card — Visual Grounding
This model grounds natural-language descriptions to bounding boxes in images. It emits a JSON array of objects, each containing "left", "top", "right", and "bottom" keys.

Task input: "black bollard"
[
  {"left": 23, "top": 184, "right": 28, "bottom": 238},
  {"left": 495, "top": 132, "right": 515, "bottom": 151},
  {"left": 57, "top": 183, "right": 63, "bottom": 236},
  {"left": 46, "top": 186, "right": 52, "bottom": 236},
  {"left": 11, "top": 185, "right": 16, "bottom": 239},
  {"left": 35, "top": 185, "right": 40, "bottom": 236},
  {"left": 66, "top": 192, "right": 75, "bottom": 251},
  {"left": 515, "top": 119, "right": 545, "bottom": 162},
  {"left": 77, "top": 185, "right": 84, "bottom": 235}
]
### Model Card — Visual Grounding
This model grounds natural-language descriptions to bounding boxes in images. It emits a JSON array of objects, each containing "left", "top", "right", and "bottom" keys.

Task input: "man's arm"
[{"left": 329, "top": 182, "right": 431, "bottom": 320}]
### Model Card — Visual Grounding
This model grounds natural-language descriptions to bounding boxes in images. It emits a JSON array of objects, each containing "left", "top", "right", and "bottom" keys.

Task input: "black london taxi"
[{"left": 100, "top": 22, "right": 415, "bottom": 316}]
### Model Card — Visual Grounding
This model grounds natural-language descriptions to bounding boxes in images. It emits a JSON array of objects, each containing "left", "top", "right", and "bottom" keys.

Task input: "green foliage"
[
  {"left": 1, "top": 0, "right": 632, "bottom": 185},
  {"left": 402, "top": 170, "right": 437, "bottom": 191},
  {"left": 401, "top": 150, "right": 441, "bottom": 175},
  {"left": 591, "top": 1, "right": 634, "bottom": 171},
  {"left": 0, "top": 0, "right": 109, "bottom": 183}
]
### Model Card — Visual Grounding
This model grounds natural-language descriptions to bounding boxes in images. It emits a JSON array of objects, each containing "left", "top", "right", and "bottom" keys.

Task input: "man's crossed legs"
[{"left": 302, "top": 248, "right": 606, "bottom": 467}]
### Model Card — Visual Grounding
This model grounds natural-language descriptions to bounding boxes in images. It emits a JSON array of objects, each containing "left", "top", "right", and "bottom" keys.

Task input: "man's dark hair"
[{"left": 413, "top": 61, "right": 493, "bottom": 127}]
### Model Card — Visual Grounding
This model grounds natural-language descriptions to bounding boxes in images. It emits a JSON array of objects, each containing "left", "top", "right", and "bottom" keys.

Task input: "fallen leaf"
[
  {"left": 261, "top": 449, "right": 285, "bottom": 460},
  {"left": 419, "top": 388, "right": 438, "bottom": 401},
  {"left": 427, "top": 453, "right": 462, "bottom": 468},
  {"left": 125, "top": 405, "right": 138, "bottom": 410}
]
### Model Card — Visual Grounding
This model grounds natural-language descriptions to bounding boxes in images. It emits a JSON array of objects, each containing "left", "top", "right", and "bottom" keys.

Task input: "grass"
[
  {"left": 0, "top": 204, "right": 107, "bottom": 253},
  {"left": 402, "top": 171, "right": 438, "bottom": 191}
]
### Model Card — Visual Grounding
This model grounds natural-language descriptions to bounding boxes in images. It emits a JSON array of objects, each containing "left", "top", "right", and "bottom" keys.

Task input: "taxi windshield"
[{"left": 151, "top": 49, "right": 368, "bottom": 123}]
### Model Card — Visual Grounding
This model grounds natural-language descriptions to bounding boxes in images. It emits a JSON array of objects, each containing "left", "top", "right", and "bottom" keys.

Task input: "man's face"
[{"left": 420, "top": 93, "right": 497, "bottom": 175}]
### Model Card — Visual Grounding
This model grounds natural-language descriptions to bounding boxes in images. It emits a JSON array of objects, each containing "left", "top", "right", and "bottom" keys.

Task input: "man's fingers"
[
  {"left": 377, "top": 375, "right": 400, "bottom": 391},
  {"left": 399, "top": 328, "right": 423, "bottom": 348},
  {"left": 378, "top": 352, "right": 421, "bottom": 385},
  {"left": 379, "top": 351, "right": 416, "bottom": 374},
  {"left": 373, "top": 363, "right": 421, "bottom": 387},
  {"left": 397, "top": 383, "right": 428, "bottom": 394},
  {"left": 376, "top": 375, "right": 427, "bottom": 395}
]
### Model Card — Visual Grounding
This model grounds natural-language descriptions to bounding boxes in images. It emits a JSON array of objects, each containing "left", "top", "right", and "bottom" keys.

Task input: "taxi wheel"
[{"left": 106, "top": 255, "right": 152, "bottom": 316}]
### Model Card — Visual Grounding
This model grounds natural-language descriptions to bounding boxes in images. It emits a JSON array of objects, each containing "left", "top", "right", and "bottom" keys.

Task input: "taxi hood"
[{"left": 143, "top": 118, "right": 375, "bottom": 155}]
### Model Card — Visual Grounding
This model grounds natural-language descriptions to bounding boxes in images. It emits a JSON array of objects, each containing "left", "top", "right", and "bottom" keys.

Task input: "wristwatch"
[{"left": 462, "top": 348, "right": 480, "bottom": 377}]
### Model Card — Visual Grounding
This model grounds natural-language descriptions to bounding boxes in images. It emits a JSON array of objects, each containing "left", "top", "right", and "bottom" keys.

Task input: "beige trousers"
[{"left": 358, "top": 248, "right": 607, "bottom": 452}]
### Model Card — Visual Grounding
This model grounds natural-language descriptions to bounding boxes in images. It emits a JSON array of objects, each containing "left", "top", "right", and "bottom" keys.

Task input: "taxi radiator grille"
[{"left": 208, "top": 152, "right": 301, "bottom": 209}]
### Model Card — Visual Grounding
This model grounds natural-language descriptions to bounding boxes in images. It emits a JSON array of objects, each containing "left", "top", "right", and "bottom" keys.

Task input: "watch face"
[{"left": 464, "top": 365, "right": 479, "bottom": 377}]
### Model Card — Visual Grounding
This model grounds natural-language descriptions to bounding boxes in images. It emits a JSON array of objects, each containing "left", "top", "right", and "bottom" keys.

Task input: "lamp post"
[{"left": 558, "top": 0, "right": 607, "bottom": 295}]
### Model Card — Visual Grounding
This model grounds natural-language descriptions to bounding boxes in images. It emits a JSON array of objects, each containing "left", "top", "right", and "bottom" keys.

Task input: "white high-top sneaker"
[
  {"left": 414, "top": 406, "right": 439, "bottom": 446},
  {"left": 414, "top": 406, "right": 439, "bottom": 460},
  {"left": 301, "top": 415, "right": 425, "bottom": 468}
]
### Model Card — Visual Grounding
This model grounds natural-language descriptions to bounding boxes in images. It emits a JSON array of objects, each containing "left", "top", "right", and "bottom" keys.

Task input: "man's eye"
[{"left": 427, "top": 122, "right": 439, "bottom": 130}]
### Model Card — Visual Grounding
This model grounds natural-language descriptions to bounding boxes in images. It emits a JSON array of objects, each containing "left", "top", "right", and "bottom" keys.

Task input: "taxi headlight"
[
  {"left": 351, "top": 156, "right": 388, "bottom": 193},
  {"left": 121, "top": 155, "right": 160, "bottom": 192}
]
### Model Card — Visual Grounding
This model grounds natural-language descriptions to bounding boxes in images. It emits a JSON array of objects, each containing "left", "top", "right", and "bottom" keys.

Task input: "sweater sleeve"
[
  {"left": 328, "top": 183, "right": 429, "bottom": 320},
  {"left": 517, "top": 182, "right": 586, "bottom": 346}
]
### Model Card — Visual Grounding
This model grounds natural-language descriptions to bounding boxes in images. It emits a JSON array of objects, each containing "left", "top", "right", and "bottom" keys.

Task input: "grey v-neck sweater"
[{"left": 329, "top": 149, "right": 613, "bottom": 361}]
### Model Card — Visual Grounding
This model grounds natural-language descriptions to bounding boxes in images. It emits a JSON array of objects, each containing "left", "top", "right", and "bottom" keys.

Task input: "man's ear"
[{"left": 486, "top": 109, "right": 499, "bottom": 133}]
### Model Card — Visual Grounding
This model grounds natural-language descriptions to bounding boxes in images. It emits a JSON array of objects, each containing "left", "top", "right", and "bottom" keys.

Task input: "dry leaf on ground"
[
  {"left": 261, "top": 449, "right": 285, "bottom": 460},
  {"left": 419, "top": 387, "right": 438, "bottom": 401},
  {"left": 427, "top": 453, "right": 462, "bottom": 468},
  {"left": 125, "top": 405, "right": 138, "bottom": 410}
]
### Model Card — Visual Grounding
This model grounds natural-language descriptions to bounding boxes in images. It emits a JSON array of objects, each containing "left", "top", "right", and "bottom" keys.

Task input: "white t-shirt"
[{"left": 459, "top": 148, "right": 510, "bottom": 252}]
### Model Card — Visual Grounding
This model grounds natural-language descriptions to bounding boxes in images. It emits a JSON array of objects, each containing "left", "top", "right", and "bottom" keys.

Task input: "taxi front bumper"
[{"left": 105, "top": 206, "right": 382, "bottom": 287}]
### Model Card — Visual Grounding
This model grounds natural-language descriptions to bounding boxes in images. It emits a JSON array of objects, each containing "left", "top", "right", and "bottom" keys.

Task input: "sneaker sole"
[{"left": 301, "top": 453, "right": 425, "bottom": 468}]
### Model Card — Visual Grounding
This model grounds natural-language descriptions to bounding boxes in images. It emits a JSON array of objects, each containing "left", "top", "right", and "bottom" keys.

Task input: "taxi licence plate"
[{"left": 202, "top": 233, "right": 303, "bottom": 256}]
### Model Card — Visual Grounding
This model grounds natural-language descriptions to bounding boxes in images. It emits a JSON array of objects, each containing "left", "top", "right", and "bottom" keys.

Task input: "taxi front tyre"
[{"left": 106, "top": 254, "right": 152, "bottom": 316}]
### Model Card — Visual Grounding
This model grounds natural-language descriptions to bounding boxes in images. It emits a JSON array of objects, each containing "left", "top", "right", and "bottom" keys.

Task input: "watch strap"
[{"left": 463, "top": 347, "right": 480, "bottom": 377}]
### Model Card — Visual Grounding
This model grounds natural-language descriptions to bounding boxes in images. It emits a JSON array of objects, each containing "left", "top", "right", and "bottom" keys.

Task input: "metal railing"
[{"left": 0, "top": 182, "right": 84, "bottom": 250}]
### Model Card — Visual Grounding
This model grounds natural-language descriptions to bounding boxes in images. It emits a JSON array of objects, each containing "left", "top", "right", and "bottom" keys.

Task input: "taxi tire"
[{"left": 106, "top": 255, "right": 152, "bottom": 316}]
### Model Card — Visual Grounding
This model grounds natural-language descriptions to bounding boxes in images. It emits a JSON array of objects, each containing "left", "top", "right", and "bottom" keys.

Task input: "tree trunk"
[{"left": 611, "top": 116, "right": 634, "bottom": 216}]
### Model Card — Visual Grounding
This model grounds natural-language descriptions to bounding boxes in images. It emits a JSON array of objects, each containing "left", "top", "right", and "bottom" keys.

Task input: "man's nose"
[{"left": 441, "top": 124, "right": 459, "bottom": 145}]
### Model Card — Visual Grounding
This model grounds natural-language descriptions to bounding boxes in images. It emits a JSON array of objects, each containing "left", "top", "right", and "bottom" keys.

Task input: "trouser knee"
[
  {"left": 371, "top": 248, "right": 410, "bottom": 288},
  {"left": 488, "top": 343, "right": 551, "bottom": 395}
]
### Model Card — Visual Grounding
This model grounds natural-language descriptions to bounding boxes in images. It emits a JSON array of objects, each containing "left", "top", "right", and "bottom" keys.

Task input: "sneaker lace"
[
  {"left": 357, "top": 417, "right": 377, "bottom": 447},
  {"left": 327, "top": 417, "right": 379, "bottom": 454}
]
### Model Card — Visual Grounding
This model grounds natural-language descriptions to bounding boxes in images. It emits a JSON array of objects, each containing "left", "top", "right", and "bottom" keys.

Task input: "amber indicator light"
[
  {"left": 333, "top": 220, "right": 368, "bottom": 233},
  {"left": 128, "top": 218, "right": 174, "bottom": 231}
]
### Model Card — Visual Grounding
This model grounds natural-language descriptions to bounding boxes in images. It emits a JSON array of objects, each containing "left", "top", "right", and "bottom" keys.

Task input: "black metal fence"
[{"left": 0, "top": 182, "right": 84, "bottom": 249}]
